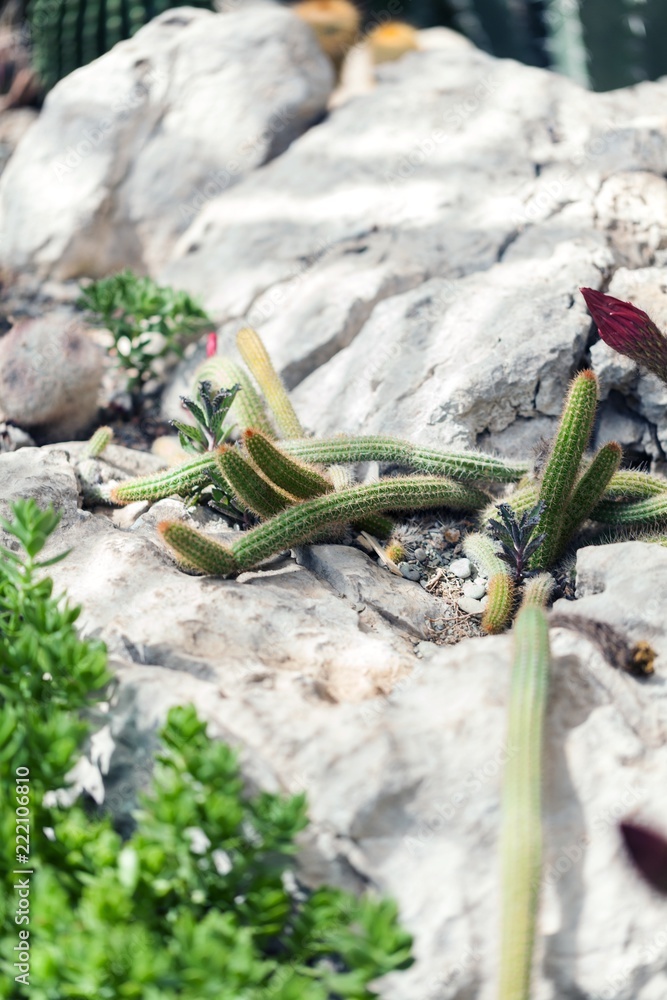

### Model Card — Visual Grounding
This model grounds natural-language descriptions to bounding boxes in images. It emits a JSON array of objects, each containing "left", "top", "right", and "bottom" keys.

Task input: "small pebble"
[
  {"left": 457, "top": 596, "right": 485, "bottom": 616},
  {"left": 462, "top": 580, "right": 486, "bottom": 600},
  {"left": 414, "top": 547, "right": 428, "bottom": 562},
  {"left": 444, "top": 528, "right": 460, "bottom": 543},
  {"left": 399, "top": 562, "right": 421, "bottom": 581},
  {"left": 449, "top": 557, "right": 472, "bottom": 579}
]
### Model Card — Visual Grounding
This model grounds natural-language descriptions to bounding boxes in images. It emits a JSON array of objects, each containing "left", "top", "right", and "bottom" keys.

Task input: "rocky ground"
[{"left": 2, "top": 5, "right": 667, "bottom": 998}]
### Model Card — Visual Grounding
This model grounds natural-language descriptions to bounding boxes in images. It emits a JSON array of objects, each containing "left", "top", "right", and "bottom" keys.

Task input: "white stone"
[{"left": 449, "top": 558, "right": 472, "bottom": 579}]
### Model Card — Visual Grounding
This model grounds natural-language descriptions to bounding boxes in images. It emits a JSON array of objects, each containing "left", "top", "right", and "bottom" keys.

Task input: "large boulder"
[
  {"left": 3, "top": 444, "right": 667, "bottom": 999},
  {"left": 0, "top": 5, "right": 333, "bottom": 278},
  {"left": 161, "top": 28, "right": 667, "bottom": 456}
]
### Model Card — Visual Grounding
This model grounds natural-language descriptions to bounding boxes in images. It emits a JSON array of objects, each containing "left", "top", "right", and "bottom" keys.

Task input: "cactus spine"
[
  {"left": 85, "top": 425, "right": 113, "bottom": 458},
  {"left": 111, "top": 453, "right": 218, "bottom": 504},
  {"left": 498, "top": 605, "right": 550, "bottom": 1000},
  {"left": 158, "top": 522, "right": 238, "bottom": 576},
  {"left": 193, "top": 355, "right": 275, "bottom": 438},
  {"left": 529, "top": 371, "right": 598, "bottom": 569},
  {"left": 243, "top": 429, "right": 332, "bottom": 499},
  {"left": 591, "top": 494, "right": 667, "bottom": 527},
  {"left": 555, "top": 442, "right": 622, "bottom": 557},
  {"left": 236, "top": 328, "right": 304, "bottom": 439},
  {"left": 160, "top": 476, "right": 488, "bottom": 575},
  {"left": 216, "top": 447, "right": 293, "bottom": 519},
  {"left": 282, "top": 437, "right": 528, "bottom": 483},
  {"left": 463, "top": 531, "right": 515, "bottom": 634},
  {"left": 603, "top": 469, "right": 667, "bottom": 501}
]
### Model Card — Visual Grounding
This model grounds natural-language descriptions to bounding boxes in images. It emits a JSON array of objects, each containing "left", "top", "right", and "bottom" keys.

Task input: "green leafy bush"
[
  {"left": 78, "top": 270, "right": 212, "bottom": 393},
  {"left": 0, "top": 500, "right": 412, "bottom": 998}
]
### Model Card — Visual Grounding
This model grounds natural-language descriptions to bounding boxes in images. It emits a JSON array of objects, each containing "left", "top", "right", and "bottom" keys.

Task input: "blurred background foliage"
[
  {"left": 364, "top": 0, "right": 667, "bottom": 92},
  {"left": 1, "top": 0, "right": 666, "bottom": 97}
]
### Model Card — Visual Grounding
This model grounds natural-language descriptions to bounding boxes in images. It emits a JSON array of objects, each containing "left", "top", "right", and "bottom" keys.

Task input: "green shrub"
[
  {"left": 0, "top": 500, "right": 413, "bottom": 998},
  {"left": 78, "top": 270, "right": 212, "bottom": 394}
]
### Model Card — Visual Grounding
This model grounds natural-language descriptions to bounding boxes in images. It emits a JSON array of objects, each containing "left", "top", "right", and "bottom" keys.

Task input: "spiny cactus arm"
[
  {"left": 326, "top": 463, "right": 394, "bottom": 538},
  {"left": 193, "top": 355, "right": 275, "bottom": 438},
  {"left": 158, "top": 522, "right": 238, "bottom": 576},
  {"left": 230, "top": 477, "right": 489, "bottom": 573},
  {"left": 463, "top": 532, "right": 507, "bottom": 578},
  {"left": 520, "top": 573, "right": 555, "bottom": 611},
  {"left": 216, "top": 447, "right": 294, "bottom": 519},
  {"left": 591, "top": 494, "right": 667, "bottom": 527},
  {"left": 236, "top": 327, "right": 303, "bottom": 439},
  {"left": 482, "top": 573, "right": 516, "bottom": 635},
  {"left": 110, "top": 454, "right": 218, "bottom": 505},
  {"left": 529, "top": 371, "right": 598, "bottom": 569},
  {"left": 282, "top": 436, "right": 529, "bottom": 483},
  {"left": 85, "top": 426, "right": 113, "bottom": 458},
  {"left": 498, "top": 605, "right": 550, "bottom": 1000},
  {"left": 604, "top": 469, "right": 667, "bottom": 500},
  {"left": 555, "top": 442, "right": 622, "bottom": 557},
  {"left": 243, "top": 429, "right": 332, "bottom": 499}
]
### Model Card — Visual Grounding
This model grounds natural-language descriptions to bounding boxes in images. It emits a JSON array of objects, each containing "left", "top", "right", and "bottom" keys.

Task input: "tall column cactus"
[{"left": 498, "top": 605, "right": 551, "bottom": 1000}]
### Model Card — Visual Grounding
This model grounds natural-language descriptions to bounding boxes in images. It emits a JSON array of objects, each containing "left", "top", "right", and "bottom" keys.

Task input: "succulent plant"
[
  {"left": 192, "top": 355, "right": 275, "bottom": 438},
  {"left": 462, "top": 532, "right": 515, "bottom": 634},
  {"left": 84, "top": 425, "right": 113, "bottom": 459},
  {"left": 236, "top": 327, "right": 304, "bottom": 439},
  {"left": 171, "top": 380, "right": 239, "bottom": 454},
  {"left": 367, "top": 21, "right": 419, "bottom": 63},
  {"left": 487, "top": 501, "right": 545, "bottom": 583},
  {"left": 293, "top": 0, "right": 361, "bottom": 72}
]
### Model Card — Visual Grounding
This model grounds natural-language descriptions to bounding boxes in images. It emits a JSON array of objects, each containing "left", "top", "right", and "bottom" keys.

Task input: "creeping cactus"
[
  {"left": 237, "top": 327, "right": 304, "bottom": 439},
  {"left": 282, "top": 436, "right": 528, "bottom": 483},
  {"left": 244, "top": 429, "right": 333, "bottom": 499},
  {"left": 519, "top": 573, "right": 555, "bottom": 611},
  {"left": 553, "top": 441, "right": 622, "bottom": 559},
  {"left": 463, "top": 532, "right": 515, "bottom": 634},
  {"left": 498, "top": 605, "right": 550, "bottom": 1000},
  {"left": 193, "top": 356, "right": 275, "bottom": 438},
  {"left": 160, "top": 476, "right": 488, "bottom": 575},
  {"left": 216, "top": 447, "right": 293, "bottom": 519},
  {"left": 111, "top": 453, "right": 219, "bottom": 505}
]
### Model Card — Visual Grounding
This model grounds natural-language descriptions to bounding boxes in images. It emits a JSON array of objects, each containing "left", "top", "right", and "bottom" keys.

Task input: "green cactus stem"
[
  {"left": 327, "top": 463, "right": 394, "bottom": 538},
  {"left": 193, "top": 356, "right": 275, "bottom": 438},
  {"left": 243, "top": 429, "right": 332, "bottom": 499},
  {"left": 602, "top": 469, "right": 667, "bottom": 501},
  {"left": 529, "top": 371, "right": 599, "bottom": 570},
  {"left": 236, "top": 327, "right": 304, "bottom": 439},
  {"left": 555, "top": 442, "right": 622, "bottom": 557},
  {"left": 160, "top": 476, "right": 488, "bottom": 576},
  {"left": 498, "top": 605, "right": 550, "bottom": 1000},
  {"left": 158, "top": 522, "right": 238, "bottom": 576},
  {"left": 111, "top": 454, "right": 217, "bottom": 505},
  {"left": 282, "top": 436, "right": 528, "bottom": 483},
  {"left": 463, "top": 532, "right": 516, "bottom": 633},
  {"left": 85, "top": 425, "right": 113, "bottom": 458},
  {"left": 591, "top": 494, "right": 667, "bottom": 527},
  {"left": 520, "top": 573, "right": 555, "bottom": 611},
  {"left": 216, "top": 447, "right": 294, "bottom": 519},
  {"left": 482, "top": 572, "right": 516, "bottom": 635}
]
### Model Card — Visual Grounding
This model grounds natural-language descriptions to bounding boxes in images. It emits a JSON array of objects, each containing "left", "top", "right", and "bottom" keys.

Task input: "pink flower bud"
[
  {"left": 581, "top": 287, "right": 667, "bottom": 384},
  {"left": 205, "top": 331, "right": 218, "bottom": 358}
]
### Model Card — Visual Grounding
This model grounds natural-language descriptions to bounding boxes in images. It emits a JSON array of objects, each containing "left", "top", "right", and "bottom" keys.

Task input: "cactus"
[
  {"left": 483, "top": 572, "right": 516, "bottom": 635},
  {"left": 367, "top": 21, "right": 419, "bottom": 63},
  {"left": 591, "top": 494, "right": 667, "bottom": 528},
  {"left": 216, "top": 447, "right": 293, "bottom": 519},
  {"left": 498, "top": 605, "right": 550, "bottom": 1000},
  {"left": 160, "top": 476, "right": 488, "bottom": 575},
  {"left": 463, "top": 532, "right": 515, "bottom": 633},
  {"left": 243, "top": 429, "right": 332, "bottom": 499},
  {"left": 603, "top": 469, "right": 667, "bottom": 501},
  {"left": 158, "top": 521, "right": 238, "bottom": 576},
  {"left": 282, "top": 436, "right": 528, "bottom": 483},
  {"left": 385, "top": 540, "right": 407, "bottom": 564},
  {"left": 293, "top": 0, "right": 360, "bottom": 72},
  {"left": 28, "top": 0, "right": 216, "bottom": 91},
  {"left": 236, "top": 327, "right": 304, "bottom": 439},
  {"left": 520, "top": 573, "right": 555, "bottom": 611},
  {"left": 85, "top": 425, "right": 113, "bottom": 458},
  {"left": 111, "top": 453, "right": 217, "bottom": 505},
  {"left": 529, "top": 371, "right": 598, "bottom": 570},
  {"left": 193, "top": 356, "right": 275, "bottom": 438},
  {"left": 554, "top": 442, "right": 622, "bottom": 558}
]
